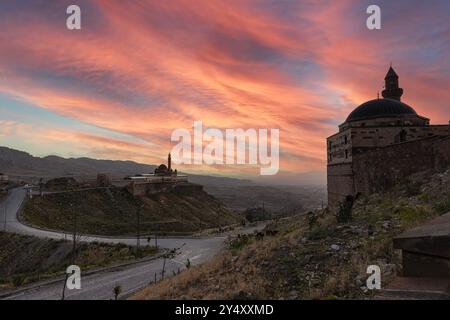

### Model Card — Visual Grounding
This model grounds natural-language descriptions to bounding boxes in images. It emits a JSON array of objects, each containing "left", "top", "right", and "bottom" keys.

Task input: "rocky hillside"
[
  {"left": 200, "top": 184, "right": 325, "bottom": 214},
  {"left": 22, "top": 187, "right": 242, "bottom": 236},
  {"left": 133, "top": 170, "right": 450, "bottom": 300}
]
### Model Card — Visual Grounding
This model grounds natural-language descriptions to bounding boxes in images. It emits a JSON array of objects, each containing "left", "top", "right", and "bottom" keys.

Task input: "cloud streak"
[{"left": 0, "top": 0, "right": 449, "bottom": 178}]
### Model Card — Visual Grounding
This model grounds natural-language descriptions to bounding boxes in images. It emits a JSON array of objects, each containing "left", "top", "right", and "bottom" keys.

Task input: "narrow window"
[{"left": 400, "top": 130, "right": 407, "bottom": 142}]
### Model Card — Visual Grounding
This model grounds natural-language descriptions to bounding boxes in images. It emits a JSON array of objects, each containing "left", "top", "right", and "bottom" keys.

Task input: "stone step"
[
  {"left": 394, "top": 212, "right": 450, "bottom": 277},
  {"left": 377, "top": 277, "right": 450, "bottom": 300}
]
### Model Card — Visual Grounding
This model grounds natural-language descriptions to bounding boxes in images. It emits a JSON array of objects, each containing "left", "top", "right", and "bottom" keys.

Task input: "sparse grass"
[
  {"left": 395, "top": 206, "right": 432, "bottom": 228},
  {"left": 308, "top": 223, "right": 333, "bottom": 240},
  {"left": 229, "top": 234, "right": 254, "bottom": 253},
  {"left": 132, "top": 170, "right": 449, "bottom": 300},
  {"left": 0, "top": 231, "right": 158, "bottom": 290},
  {"left": 433, "top": 196, "right": 450, "bottom": 215},
  {"left": 21, "top": 188, "right": 241, "bottom": 236}
]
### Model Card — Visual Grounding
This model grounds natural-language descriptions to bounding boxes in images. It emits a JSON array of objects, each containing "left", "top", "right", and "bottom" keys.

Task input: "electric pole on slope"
[
  {"left": 62, "top": 193, "right": 79, "bottom": 300},
  {"left": 3, "top": 191, "right": 7, "bottom": 231},
  {"left": 71, "top": 201, "right": 77, "bottom": 265},
  {"left": 136, "top": 203, "right": 144, "bottom": 257}
]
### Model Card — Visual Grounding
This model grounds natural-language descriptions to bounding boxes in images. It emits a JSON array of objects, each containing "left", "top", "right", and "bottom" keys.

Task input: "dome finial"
[{"left": 382, "top": 65, "right": 403, "bottom": 101}]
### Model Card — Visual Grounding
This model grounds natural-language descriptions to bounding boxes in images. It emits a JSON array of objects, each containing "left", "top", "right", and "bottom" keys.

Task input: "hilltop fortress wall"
[
  {"left": 328, "top": 134, "right": 450, "bottom": 209},
  {"left": 352, "top": 135, "right": 450, "bottom": 195}
]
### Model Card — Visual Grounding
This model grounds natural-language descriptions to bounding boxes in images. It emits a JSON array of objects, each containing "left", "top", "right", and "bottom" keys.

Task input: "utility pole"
[
  {"left": 155, "top": 206, "right": 160, "bottom": 248},
  {"left": 71, "top": 202, "right": 77, "bottom": 264},
  {"left": 136, "top": 204, "right": 142, "bottom": 256},
  {"left": 61, "top": 272, "right": 68, "bottom": 300},
  {"left": 39, "top": 178, "right": 43, "bottom": 197},
  {"left": 161, "top": 256, "right": 166, "bottom": 280},
  {"left": 61, "top": 203, "right": 77, "bottom": 300},
  {"left": 62, "top": 200, "right": 77, "bottom": 300},
  {"left": 3, "top": 192, "right": 7, "bottom": 231},
  {"left": 3, "top": 203, "right": 5, "bottom": 231}
]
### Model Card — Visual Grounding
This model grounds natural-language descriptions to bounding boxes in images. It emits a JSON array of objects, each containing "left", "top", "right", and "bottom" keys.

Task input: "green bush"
[
  {"left": 309, "top": 224, "right": 334, "bottom": 240},
  {"left": 230, "top": 234, "right": 253, "bottom": 251},
  {"left": 336, "top": 196, "right": 353, "bottom": 223},
  {"left": 12, "top": 275, "right": 25, "bottom": 287},
  {"left": 433, "top": 196, "right": 450, "bottom": 215},
  {"left": 396, "top": 206, "right": 429, "bottom": 228},
  {"left": 404, "top": 181, "right": 422, "bottom": 197}
]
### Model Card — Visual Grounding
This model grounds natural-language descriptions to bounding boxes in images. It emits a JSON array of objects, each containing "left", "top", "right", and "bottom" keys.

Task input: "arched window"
[{"left": 400, "top": 130, "right": 407, "bottom": 142}]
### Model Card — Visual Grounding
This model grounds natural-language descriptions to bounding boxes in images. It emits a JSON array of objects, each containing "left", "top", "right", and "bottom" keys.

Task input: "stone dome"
[
  {"left": 346, "top": 98, "right": 417, "bottom": 122},
  {"left": 157, "top": 164, "right": 168, "bottom": 170}
]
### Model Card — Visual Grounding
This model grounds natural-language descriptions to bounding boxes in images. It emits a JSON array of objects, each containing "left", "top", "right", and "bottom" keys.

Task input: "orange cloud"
[{"left": 0, "top": 0, "right": 449, "bottom": 180}]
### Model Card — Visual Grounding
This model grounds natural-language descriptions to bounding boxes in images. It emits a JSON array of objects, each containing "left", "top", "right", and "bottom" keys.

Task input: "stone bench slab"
[{"left": 394, "top": 212, "right": 450, "bottom": 259}]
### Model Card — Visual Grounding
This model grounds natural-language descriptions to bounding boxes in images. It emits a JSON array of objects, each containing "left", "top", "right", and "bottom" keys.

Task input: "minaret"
[
  {"left": 382, "top": 66, "right": 403, "bottom": 101},
  {"left": 168, "top": 153, "right": 172, "bottom": 172}
]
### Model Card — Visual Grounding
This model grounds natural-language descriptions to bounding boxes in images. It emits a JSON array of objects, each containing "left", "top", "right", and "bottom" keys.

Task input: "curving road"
[{"left": 0, "top": 188, "right": 261, "bottom": 300}]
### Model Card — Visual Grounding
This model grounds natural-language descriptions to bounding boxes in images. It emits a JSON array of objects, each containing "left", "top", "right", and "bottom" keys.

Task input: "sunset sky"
[{"left": 0, "top": 0, "right": 449, "bottom": 181}]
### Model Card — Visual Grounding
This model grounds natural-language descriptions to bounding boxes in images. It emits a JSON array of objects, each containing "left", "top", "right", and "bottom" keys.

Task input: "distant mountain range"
[
  {"left": 0, "top": 146, "right": 251, "bottom": 186},
  {"left": 0, "top": 146, "right": 157, "bottom": 179}
]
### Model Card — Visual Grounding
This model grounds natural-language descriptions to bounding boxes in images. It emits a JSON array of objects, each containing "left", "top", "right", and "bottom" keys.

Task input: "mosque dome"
[{"left": 346, "top": 98, "right": 417, "bottom": 122}]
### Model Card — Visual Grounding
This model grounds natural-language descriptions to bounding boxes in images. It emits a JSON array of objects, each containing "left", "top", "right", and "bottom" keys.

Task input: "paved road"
[
  {"left": 0, "top": 188, "right": 262, "bottom": 300},
  {"left": 3, "top": 237, "right": 224, "bottom": 300},
  {"left": 1, "top": 188, "right": 221, "bottom": 247}
]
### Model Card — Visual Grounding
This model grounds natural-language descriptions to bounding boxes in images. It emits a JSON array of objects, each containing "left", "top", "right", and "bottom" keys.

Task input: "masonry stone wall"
[
  {"left": 435, "top": 136, "right": 450, "bottom": 171},
  {"left": 327, "top": 163, "right": 354, "bottom": 208},
  {"left": 351, "top": 125, "right": 448, "bottom": 149},
  {"left": 327, "top": 130, "right": 352, "bottom": 165},
  {"left": 127, "top": 180, "right": 202, "bottom": 197},
  {"left": 326, "top": 124, "right": 448, "bottom": 167},
  {"left": 128, "top": 181, "right": 147, "bottom": 196},
  {"left": 327, "top": 135, "right": 450, "bottom": 209},
  {"left": 352, "top": 136, "right": 450, "bottom": 194}
]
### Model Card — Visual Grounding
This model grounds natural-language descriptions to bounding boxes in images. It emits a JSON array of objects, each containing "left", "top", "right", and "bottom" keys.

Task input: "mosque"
[
  {"left": 125, "top": 153, "right": 188, "bottom": 196},
  {"left": 327, "top": 66, "right": 450, "bottom": 208}
]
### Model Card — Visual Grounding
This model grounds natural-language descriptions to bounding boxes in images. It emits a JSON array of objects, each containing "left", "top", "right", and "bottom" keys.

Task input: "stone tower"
[
  {"left": 168, "top": 153, "right": 172, "bottom": 171},
  {"left": 326, "top": 66, "right": 450, "bottom": 209},
  {"left": 382, "top": 66, "right": 403, "bottom": 101}
]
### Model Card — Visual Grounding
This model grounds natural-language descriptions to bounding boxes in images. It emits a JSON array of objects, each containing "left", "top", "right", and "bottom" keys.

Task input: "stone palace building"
[{"left": 327, "top": 66, "right": 450, "bottom": 208}]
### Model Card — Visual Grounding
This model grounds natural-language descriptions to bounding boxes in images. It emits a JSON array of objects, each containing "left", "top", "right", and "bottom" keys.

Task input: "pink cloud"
[{"left": 0, "top": 0, "right": 449, "bottom": 178}]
